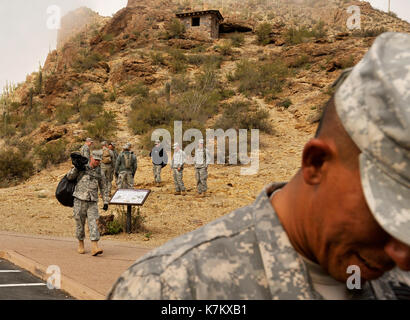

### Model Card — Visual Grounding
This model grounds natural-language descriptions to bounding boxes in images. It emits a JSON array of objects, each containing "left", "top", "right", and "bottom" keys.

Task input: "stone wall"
[{"left": 179, "top": 14, "right": 220, "bottom": 39}]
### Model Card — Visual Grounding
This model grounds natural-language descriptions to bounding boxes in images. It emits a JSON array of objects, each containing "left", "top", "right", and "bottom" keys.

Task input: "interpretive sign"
[
  {"left": 109, "top": 189, "right": 151, "bottom": 233},
  {"left": 110, "top": 189, "right": 151, "bottom": 206}
]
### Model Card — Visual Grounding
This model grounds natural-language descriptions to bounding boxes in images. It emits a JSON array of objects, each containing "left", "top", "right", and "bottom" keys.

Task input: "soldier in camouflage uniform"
[
  {"left": 115, "top": 143, "right": 137, "bottom": 189},
  {"left": 108, "top": 33, "right": 410, "bottom": 300},
  {"left": 171, "top": 143, "right": 186, "bottom": 196},
  {"left": 150, "top": 140, "right": 168, "bottom": 187},
  {"left": 100, "top": 141, "right": 115, "bottom": 196},
  {"left": 66, "top": 150, "right": 109, "bottom": 257},
  {"left": 109, "top": 142, "right": 118, "bottom": 188},
  {"left": 194, "top": 139, "right": 211, "bottom": 198},
  {"left": 80, "top": 138, "right": 93, "bottom": 160}
]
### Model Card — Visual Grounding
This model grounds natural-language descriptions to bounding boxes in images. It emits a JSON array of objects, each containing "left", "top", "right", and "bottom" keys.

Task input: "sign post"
[{"left": 109, "top": 189, "right": 151, "bottom": 234}]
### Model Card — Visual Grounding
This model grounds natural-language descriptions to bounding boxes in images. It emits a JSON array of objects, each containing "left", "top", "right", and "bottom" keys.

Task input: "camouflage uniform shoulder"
[{"left": 137, "top": 202, "right": 256, "bottom": 273}]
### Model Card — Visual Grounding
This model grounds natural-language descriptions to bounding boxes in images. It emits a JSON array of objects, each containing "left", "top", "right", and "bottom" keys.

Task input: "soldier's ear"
[{"left": 301, "top": 139, "right": 334, "bottom": 185}]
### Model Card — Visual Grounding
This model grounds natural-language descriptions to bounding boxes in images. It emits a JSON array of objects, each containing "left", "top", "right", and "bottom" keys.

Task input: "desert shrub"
[
  {"left": 102, "top": 33, "right": 114, "bottom": 42},
  {"left": 129, "top": 102, "right": 175, "bottom": 135},
  {"left": 214, "top": 100, "right": 272, "bottom": 133},
  {"left": 171, "top": 74, "right": 191, "bottom": 93},
  {"left": 186, "top": 54, "right": 223, "bottom": 69},
  {"left": 55, "top": 104, "right": 76, "bottom": 124},
  {"left": 0, "top": 113, "right": 17, "bottom": 138},
  {"left": 218, "top": 40, "right": 234, "bottom": 56},
  {"left": 168, "top": 49, "right": 188, "bottom": 73},
  {"left": 0, "top": 149, "right": 34, "bottom": 187},
  {"left": 229, "top": 59, "right": 288, "bottom": 97},
  {"left": 150, "top": 52, "right": 166, "bottom": 66},
  {"left": 87, "top": 93, "right": 105, "bottom": 106},
  {"left": 285, "top": 26, "right": 315, "bottom": 45},
  {"left": 20, "top": 105, "right": 47, "bottom": 136},
  {"left": 74, "top": 52, "right": 102, "bottom": 72},
  {"left": 277, "top": 98, "right": 293, "bottom": 109},
  {"left": 79, "top": 103, "right": 103, "bottom": 123},
  {"left": 115, "top": 206, "right": 146, "bottom": 233},
  {"left": 86, "top": 111, "right": 118, "bottom": 140},
  {"left": 35, "top": 139, "right": 68, "bottom": 169},
  {"left": 106, "top": 219, "right": 123, "bottom": 235},
  {"left": 164, "top": 18, "right": 186, "bottom": 39},
  {"left": 311, "top": 20, "right": 327, "bottom": 39},
  {"left": 230, "top": 32, "right": 245, "bottom": 47},
  {"left": 123, "top": 82, "right": 149, "bottom": 97},
  {"left": 288, "top": 55, "right": 311, "bottom": 68},
  {"left": 256, "top": 23, "right": 273, "bottom": 45}
]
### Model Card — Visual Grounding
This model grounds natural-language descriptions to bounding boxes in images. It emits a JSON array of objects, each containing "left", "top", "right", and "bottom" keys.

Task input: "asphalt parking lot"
[{"left": 0, "top": 259, "right": 74, "bottom": 300}]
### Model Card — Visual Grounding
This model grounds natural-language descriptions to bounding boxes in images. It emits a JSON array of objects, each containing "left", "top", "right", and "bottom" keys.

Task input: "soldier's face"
[
  {"left": 312, "top": 151, "right": 410, "bottom": 282},
  {"left": 90, "top": 158, "right": 100, "bottom": 168}
]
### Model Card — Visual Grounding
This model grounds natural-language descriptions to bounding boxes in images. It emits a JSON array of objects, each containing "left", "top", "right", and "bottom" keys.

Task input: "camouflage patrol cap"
[
  {"left": 123, "top": 143, "right": 131, "bottom": 150},
  {"left": 86, "top": 138, "right": 93, "bottom": 143},
  {"left": 335, "top": 32, "right": 410, "bottom": 246},
  {"left": 91, "top": 150, "right": 103, "bottom": 161},
  {"left": 101, "top": 141, "right": 108, "bottom": 146}
]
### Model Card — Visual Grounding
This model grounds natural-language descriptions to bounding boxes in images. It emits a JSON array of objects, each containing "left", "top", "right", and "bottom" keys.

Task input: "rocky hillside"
[{"left": 0, "top": 0, "right": 409, "bottom": 246}]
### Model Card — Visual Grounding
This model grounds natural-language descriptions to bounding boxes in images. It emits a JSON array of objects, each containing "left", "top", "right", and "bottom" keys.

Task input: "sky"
[
  {"left": 0, "top": 0, "right": 127, "bottom": 93},
  {"left": 0, "top": 0, "right": 409, "bottom": 92}
]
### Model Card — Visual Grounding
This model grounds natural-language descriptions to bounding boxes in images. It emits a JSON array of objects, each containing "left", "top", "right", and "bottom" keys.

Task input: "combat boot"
[
  {"left": 78, "top": 240, "right": 85, "bottom": 254},
  {"left": 174, "top": 191, "right": 181, "bottom": 196},
  {"left": 201, "top": 192, "right": 207, "bottom": 198},
  {"left": 91, "top": 241, "right": 103, "bottom": 256},
  {"left": 181, "top": 191, "right": 186, "bottom": 196}
]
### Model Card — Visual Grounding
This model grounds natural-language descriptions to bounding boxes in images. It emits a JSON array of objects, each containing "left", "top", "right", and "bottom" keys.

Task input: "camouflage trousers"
[
  {"left": 101, "top": 165, "right": 114, "bottom": 196},
  {"left": 153, "top": 165, "right": 162, "bottom": 183},
  {"left": 117, "top": 171, "right": 134, "bottom": 189},
  {"left": 172, "top": 168, "right": 186, "bottom": 192},
  {"left": 73, "top": 198, "right": 100, "bottom": 241},
  {"left": 195, "top": 167, "right": 208, "bottom": 194}
]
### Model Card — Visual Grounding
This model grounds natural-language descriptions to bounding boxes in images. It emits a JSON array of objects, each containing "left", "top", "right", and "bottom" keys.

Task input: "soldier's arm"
[
  {"left": 133, "top": 155, "right": 138, "bottom": 176},
  {"left": 66, "top": 167, "right": 79, "bottom": 181},
  {"left": 206, "top": 149, "right": 212, "bottom": 166},
  {"left": 98, "top": 174, "right": 109, "bottom": 204},
  {"left": 115, "top": 155, "right": 120, "bottom": 175}
]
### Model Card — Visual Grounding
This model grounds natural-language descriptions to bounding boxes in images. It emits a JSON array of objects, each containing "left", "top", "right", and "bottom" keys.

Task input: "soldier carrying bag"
[
  {"left": 102, "top": 148, "right": 112, "bottom": 164},
  {"left": 55, "top": 152, "right": 88, "bottom": 208}
]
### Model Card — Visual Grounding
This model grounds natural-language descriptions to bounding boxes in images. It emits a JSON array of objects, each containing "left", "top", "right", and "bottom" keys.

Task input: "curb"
[{"left": 0, "top": 250, "right": 105, "bottom": 300}]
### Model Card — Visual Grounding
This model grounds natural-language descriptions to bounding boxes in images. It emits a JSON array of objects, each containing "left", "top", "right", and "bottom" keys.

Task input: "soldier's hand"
[{"left": 103, "top": 204, "right": 109, "bottom": 211}]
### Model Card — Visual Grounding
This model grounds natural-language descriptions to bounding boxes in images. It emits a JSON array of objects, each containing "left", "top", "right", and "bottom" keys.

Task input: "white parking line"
[
  {"left": 0, "top": 270, "right": 21, "bottom": 273},
  {"left": 0, "top": 283, "right": 46, "bottom": 288}
]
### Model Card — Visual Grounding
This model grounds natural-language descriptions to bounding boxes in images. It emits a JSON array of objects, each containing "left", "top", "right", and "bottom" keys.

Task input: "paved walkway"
[{"left": 0, "top": 231, "right": 151, "bottom": 299}]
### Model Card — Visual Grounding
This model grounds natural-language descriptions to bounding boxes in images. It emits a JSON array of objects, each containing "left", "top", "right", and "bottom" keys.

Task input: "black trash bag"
[
  {"left": 55, "top": 153, "right": 88, "bottom": 207},
  {"left": 55, "top": 175, "right": 76, "bottom": 208},
  {"left": 71, "top": 152, "right": 88, "bottom": 172}
]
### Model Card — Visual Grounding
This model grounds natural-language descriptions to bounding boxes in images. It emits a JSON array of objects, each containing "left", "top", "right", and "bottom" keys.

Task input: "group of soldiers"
[
  {"left": 81, "top": 137, "right": 213, "bottom": 198},
  {"left": 80, "top": 138, "right": 137, "bottom": 196},
  {"left": 153, "top": 139, "right": 212, "bottom": 198},
  {"left": 67, "top": 136, "right": 212, "bottom": 256}
]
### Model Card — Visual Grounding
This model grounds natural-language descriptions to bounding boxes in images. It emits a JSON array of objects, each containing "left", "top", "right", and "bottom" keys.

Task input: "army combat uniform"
[
  {"left": 108, "top": 183, "right": 408, "bottom": 300},
  {"left": 171, "top": 148, "right": 186, "bottom": 193},
  {"left": 80, "top": 144, "right": 91, "bottom": 160},
  {"left": 115, "top": 150, "right": 137, "bottom": 189},
  {"left": 194, "top": 146, "right": 211, "bottom": 195},
  {"left": 101, "top": 147, "right": 115, "bottom": 196},
  {"left": 66, "top": 165, "right": 109, "bottom": 242}
]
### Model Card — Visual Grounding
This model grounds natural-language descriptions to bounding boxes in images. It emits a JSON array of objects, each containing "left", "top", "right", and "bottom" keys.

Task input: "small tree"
[
  {"left": 256, "top": 23, "right": 273, "bottom": 45},
  {"left": 165, "top": 18, "right": 186, "bottom": 39}
]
